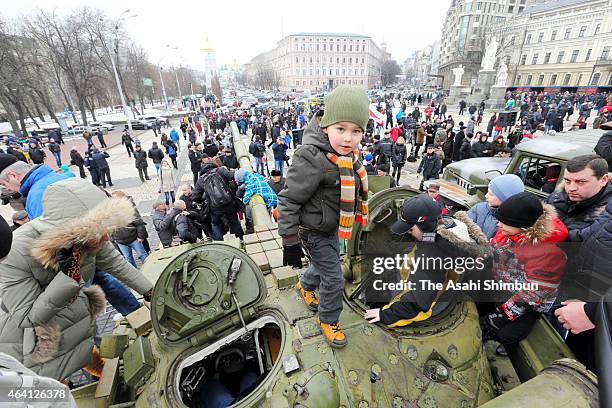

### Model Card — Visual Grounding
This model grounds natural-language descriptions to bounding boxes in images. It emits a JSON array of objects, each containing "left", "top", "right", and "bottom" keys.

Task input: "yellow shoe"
[
  {"left": 318, "top": 318, "right": 348, "bottom": 348},
  {"left": 83, "top": 345, "right": 105, "bottom": 378},
  {"left": 296, "top": 281, "right": 318, "bottom": 311}
]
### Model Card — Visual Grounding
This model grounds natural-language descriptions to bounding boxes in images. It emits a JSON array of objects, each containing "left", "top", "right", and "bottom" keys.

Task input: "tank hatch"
[{"left": 150, "top": 244, "right": 267, "bottom": 346}]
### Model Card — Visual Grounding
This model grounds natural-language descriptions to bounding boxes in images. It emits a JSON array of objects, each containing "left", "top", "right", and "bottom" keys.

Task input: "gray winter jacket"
[
  {"left": 278, "top": 118, "right": 362, "bottom": 239},
  {"left": 467, "top": 202, "right": 499, "bottom": 239},
  {"left": 0, "top": 179, "right": 152, "bottom": 380},
  {"left": 152, "top": 209, "right": 175, "bottom": 247}
]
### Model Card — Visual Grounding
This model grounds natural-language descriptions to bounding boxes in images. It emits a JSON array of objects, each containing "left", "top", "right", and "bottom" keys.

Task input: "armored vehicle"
[
  {"left": 71, "top": 127, "right": 601, "bottom": 408},
  {"left": 437, "top": 129, "right": 606, "bottom": 210},
  {"left": 71, "top": 188, "right": 599, "bottom": 408}
]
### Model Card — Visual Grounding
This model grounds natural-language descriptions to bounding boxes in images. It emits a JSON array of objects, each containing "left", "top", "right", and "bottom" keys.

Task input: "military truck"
[{"left": 436, "top": 129, "right": 606, "bottom": 210}]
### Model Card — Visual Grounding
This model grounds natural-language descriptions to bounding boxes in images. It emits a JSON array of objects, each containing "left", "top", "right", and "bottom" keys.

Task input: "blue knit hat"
[
  {"left": 488, "top": 174, "right": 524, "bottom": 202},
  {"left": 364, "top": 153, "right": 373, "bottom": 162}
]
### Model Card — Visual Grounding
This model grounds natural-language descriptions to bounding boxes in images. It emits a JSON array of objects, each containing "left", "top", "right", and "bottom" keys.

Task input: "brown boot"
[
  {"left": 296, "top": 281, "right": 318, "bottom": 311},
  {"left": 83, "top": 345, "right": 105, "bottom": 378},
  {"left": 318, "top": 318, "right": 348, "bottom": 348}
]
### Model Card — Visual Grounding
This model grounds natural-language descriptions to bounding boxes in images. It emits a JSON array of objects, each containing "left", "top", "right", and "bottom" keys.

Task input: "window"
[
  {"left": 335, "top": 69, "right": 339, "bottom": 75},
  {"left": 538, "top": 32, "right": 544, "bottom": 43},
  {"left": 343, "top": 44, "right": 346, "bottom": 51},
  {"left": 516, "top": 75, "right": 522, "bottom": 84},
  {"left": 510, "top": 36, "right": 516, "bottom": 45},
  {"left": 520, "top": 54, "right": 527, "bottom": 65},
  {"left": 349, "top": 57, "right": 352, "bottom": 64},
  {"left": 362, "top": 44, "right": 365, "bottom": 51},
  {"left": 349, "top": 45, "right": 352, "bottom": 51},
  {"left": 594, "top": 23, "right": 601, "bottom": 35},
  {"left": 323, "top": 44, "right": 326, "bottom": 51},
  {"left": 551, "top": 30, "right": 557, "bottom": 41},
  {"left": 537, "top": 74, "right": 544, "bottom": 85},
  {"left": 570, "top": 50, "right": 579, "bottom": 63},
  {"left": 302, "top": 57, "right": 306, "bottom": 63},
  {"left": 337, "top": 44, "right": 340, "bottom": 51},
  {"left": 526, "top": 74, "right": 533, "bottom": 85},
  {"left": 579, "top": 26, "right": 586, "bottom": 37},
  {"left": 336, "top": 57, "right": 340, "bottom": 63},
  {"left": 564, "top": 27, "right": 571, "bottom": 39},
  {"left": 532, "top": 53, "right": 539, "bottom": 64},
  {"left": 563, "top": 73, "right": 571, "bottom": 85},
  {"left": 586, "top": 49, "right": 592, "bottom": 61},
  {"left": 362, "top": 57, "right": 365, "bottom": 63},
  {"left": 309, "top": 57, "right": 312, "bottom": 64},
  {"left": 309, "top": 69, "right": 313, "bottom": 76},
  {"left": 295, "top": 57, "right": 299, "bottom": 63},
  {"left": 514, "top": 157, "right": 558, "bottom": 191},
  {"left": 556, "top": 51, "right": 565, "bottom": 63},
  {"left": 591, "top": 72, "right": 601, "bottom": 86},
  {"left": 544, "top": 52, "right": 551, "bottom": 64},
  {"left": 342, "top": 57, "right": 346, "bottom": 63},
  {"left": 577, "top": 73, "right": 583, "bottom": 85},
  {"left": 526, "top": 33, "right": 531, "bottom": 44},
  {"left": 316, "top": 44, "right": 319, "bottom": 51},
  {"left": 602, "top": 46, "right": 611, "bottom": 59},
  {"left": 550, "top": 74, "right": 557, "bottom": 85}
]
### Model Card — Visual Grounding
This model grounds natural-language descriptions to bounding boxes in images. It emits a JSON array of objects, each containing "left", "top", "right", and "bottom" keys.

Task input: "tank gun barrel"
[{"left": 230, "top": 121, "right": 275, "bottom": 227}]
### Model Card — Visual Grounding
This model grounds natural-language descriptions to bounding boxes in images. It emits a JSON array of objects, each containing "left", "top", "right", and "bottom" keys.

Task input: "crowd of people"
[{"left": 0, "top": 84, "right": 610, "bottom": 396}]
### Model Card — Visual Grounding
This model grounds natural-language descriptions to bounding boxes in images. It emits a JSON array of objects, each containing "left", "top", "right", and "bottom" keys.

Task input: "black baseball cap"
[{"left": 391, "top": 194, "right": 442, "bottom": 235}]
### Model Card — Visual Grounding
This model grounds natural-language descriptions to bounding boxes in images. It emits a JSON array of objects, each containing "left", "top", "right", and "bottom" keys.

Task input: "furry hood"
[
  {"left": 437, "top": 211, "right": 492, "bottom": 259},
  {"left": 31, "top": 197, "right": 135, "bottom": 269}
]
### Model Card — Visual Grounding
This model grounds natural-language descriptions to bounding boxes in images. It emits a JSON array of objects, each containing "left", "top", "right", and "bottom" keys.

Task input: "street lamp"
[
  {"left": 109, "top": 9, "right": 138, "bottom": 135},
  {"left": 157, "top": 45, "right": 178, "bottom": 112}
]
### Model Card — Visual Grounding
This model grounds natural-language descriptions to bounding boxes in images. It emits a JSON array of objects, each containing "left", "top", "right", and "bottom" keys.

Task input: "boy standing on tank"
[{"left": 278, "top": 86, "right": 370, "bottom": 348}]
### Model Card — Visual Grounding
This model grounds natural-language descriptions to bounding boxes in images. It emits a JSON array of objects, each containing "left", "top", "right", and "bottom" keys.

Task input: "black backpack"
[{"left": 201, "top": 170, "right": 233, "bottom": 208}]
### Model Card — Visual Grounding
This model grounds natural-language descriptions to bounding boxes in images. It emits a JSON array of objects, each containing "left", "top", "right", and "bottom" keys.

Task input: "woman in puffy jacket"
[{"left": 391, "top": 137, "right": 407, "bottom": 184}]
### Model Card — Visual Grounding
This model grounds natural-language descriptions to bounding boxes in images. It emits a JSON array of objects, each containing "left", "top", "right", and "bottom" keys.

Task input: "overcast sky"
[{"left": 2, "top": 0, "right": 449, "bottom": 71}]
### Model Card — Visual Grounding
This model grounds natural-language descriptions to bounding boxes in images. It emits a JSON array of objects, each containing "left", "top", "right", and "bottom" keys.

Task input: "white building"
[
  {"left": 438, "top": 0, "right": 543, "bottom": 89},
  {"left": 244, "top": 33, "right": 389, "bottom": 92},
  {"left": 203, "top": 37, "right": 217, "bottom": 89},
  {"left": 493, "top": 0, "right": 612, "bottom": 91}
]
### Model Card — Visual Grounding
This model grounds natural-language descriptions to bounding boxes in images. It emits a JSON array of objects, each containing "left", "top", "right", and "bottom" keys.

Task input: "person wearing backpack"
[
  {"left": 192, "top": 156, "right": 244, "bottom": 241},
  {"left": 165, "top": 139, "right": 179, "bottom": 169}
]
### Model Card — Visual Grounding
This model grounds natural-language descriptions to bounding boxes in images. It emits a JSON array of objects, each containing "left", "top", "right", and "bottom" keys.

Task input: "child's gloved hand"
[{"left": 283, "top": 244, "right": 304, "bottom": 268}]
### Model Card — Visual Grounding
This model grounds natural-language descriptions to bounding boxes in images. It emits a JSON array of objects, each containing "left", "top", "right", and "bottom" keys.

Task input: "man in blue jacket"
[{"left": 0, "top": 154, "right": 67, "bottom": 219}]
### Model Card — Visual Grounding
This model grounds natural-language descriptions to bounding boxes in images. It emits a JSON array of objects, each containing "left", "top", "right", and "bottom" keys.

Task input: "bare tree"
[
  {"left": 381, "top": 60, "right": 401, "bottom": 86},
  {"left": 254, "top": 67, "right": 280, "bottom": 89},
  {"left": 211, "top": 74, "right": 223, "bottom": 105}
]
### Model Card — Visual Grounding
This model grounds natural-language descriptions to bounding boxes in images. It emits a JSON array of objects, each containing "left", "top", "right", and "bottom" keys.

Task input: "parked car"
[
  {"left": 89, "top": 122, "right": 115, "bottom": 133},
  {"left": 66, "top": 125, "right": 93, "bottom": 136},
  {"left": 137, "top": 115, "right": 167, "bottom": 126},
  {"left": 129, "top": 119, "right": 154, "bottom": 130}
]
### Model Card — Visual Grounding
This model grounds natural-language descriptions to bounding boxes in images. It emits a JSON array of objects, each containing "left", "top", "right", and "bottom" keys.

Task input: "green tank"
[{"left": 70, "top": 128, "right": 599, "bottom": 408}]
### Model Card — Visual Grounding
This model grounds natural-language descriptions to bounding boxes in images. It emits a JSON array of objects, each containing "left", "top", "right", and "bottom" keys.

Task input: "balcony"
[{"left": 594, "top": 57, "right": 612, "bottom": 66}]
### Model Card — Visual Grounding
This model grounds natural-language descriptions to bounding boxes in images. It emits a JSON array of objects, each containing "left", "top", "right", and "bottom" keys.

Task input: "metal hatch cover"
[{"left": 150, "top": 243, "right": 267, "bottom": 346}]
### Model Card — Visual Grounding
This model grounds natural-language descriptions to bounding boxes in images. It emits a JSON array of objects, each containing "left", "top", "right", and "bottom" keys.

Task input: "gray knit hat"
[{"left": 320, "top": 86, "right": 369, "bottom": 131}]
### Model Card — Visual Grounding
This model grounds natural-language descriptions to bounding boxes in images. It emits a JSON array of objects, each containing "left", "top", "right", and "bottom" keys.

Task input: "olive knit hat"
[{"left": 320, "top": 85, "right": 370, "bottom": 131}]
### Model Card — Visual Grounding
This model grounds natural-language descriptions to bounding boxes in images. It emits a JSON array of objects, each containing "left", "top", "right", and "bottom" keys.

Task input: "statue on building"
[
  {"left": 481, "top": 37, "right": 499, "bottom": 71},
  {"left": 452, "top": 64, "right": 465, "bottom": 86},
  {"left": 495, "top": 62, "right": 508, "bottom": 86}
]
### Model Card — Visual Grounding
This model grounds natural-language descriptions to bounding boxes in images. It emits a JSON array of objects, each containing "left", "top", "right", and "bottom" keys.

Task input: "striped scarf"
[{"left": 326, "top": 149, "right": 369, "bottom": 240}]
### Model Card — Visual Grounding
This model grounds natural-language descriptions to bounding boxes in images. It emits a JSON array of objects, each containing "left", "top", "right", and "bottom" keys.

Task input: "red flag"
[{"left": 369, "top": 105, "right": 385, "bottom": 126}]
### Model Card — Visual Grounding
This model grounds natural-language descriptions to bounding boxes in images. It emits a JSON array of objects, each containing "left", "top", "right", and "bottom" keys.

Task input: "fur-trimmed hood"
[
  {"left": 437, "top": 211, "right": 492, "bottom": 259},
  {"left": 30, "top": 179, "right": 135, "bottom": 270},
  {"left": 492, "top": 203, "right": 569, "bottom": 244}
]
